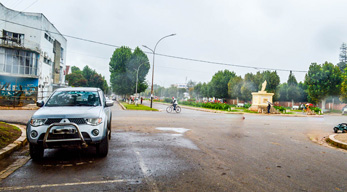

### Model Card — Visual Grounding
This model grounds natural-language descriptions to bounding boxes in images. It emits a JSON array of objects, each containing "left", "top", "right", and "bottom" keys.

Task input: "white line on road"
[
  {"left": 134, "top": 151, "right": 160, "bottom": 192},
  {"left": 0, "top": 179, "right": 138, "bottom": 191}
]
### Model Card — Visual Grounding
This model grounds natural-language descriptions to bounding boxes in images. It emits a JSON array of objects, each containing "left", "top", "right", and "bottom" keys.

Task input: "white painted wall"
[{"left": 0, "top": 3, "right": 67, "bottom": 100}]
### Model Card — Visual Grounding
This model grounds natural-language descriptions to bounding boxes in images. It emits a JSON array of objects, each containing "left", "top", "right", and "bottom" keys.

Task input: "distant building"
[
  {"left": 174, "top": 83, "right": 188, "bottom": 89},
  {"left": 0, "top": 3, "right": 67, "bottom": 105}
]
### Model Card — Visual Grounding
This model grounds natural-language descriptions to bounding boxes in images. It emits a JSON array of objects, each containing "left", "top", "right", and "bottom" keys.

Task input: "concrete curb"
[
  {"left": 0, "top": 123, "right": 27, "bottom": 160},
  {"left": 326, "top": 134, "right": 347, "bottom": 150},
  {"left": 117, "top": 101, "right": 126, "bottom": 110}
]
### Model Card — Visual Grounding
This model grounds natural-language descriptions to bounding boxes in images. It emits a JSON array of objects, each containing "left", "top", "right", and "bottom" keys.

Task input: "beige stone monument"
[{"left": 249, "top": 80, "right": 274, "bottom": 111}]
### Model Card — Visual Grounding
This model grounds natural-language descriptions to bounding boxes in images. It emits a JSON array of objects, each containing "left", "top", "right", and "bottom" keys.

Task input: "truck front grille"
[{"left": 44, "top": 118, "right": 86, "bottom": 125}]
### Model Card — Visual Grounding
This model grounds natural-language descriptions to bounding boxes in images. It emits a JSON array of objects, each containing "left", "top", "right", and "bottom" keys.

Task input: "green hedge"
[
  {"left": 309, "top": 106, "right": 321, "bottom": 113},
  {"left": 273, "top": 106, "right": 286, "bottom": 112}
]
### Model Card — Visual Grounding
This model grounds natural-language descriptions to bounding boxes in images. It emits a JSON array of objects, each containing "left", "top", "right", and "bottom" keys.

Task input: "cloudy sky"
[{"left": 1, "top": 0, "right": 347, "bottom": 87}]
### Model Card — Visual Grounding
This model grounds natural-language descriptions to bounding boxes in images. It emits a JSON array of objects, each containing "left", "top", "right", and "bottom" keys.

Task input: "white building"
[
  {"left": 0, "top": 3, "right": 67, "bottom": 104},
  {"left": 174, "top": 83, "right": 188, "bottom": 89}
]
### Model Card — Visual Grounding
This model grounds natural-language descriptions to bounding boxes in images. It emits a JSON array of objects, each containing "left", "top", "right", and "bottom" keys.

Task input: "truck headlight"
[
  {"left": 30, "top": 119, "right": 46, "bottom": 127},
  {"left": 85, "top": 118, "right": 102, "bottom": 126}
]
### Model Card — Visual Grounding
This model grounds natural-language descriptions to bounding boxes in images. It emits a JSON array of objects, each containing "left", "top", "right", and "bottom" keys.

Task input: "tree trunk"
[
  {"left": 292, "top": 99, "right": 294, "bottom": 109},
  {"left": 321, "top": 98, "right": 326, "bottom": 114}
]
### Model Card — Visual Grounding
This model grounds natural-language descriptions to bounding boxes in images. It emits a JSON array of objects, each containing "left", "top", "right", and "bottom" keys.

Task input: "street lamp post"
[
  {"left": 134, "top": 62, "right": 147, "bottom": 99},
  {"left": 143, "top": 33, "right": 176, "bottom": 108}
]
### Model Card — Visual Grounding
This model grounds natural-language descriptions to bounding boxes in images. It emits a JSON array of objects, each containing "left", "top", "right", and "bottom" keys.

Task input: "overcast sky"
[{"left": 1, "top": 0, "right": 347, "bottom": 87}]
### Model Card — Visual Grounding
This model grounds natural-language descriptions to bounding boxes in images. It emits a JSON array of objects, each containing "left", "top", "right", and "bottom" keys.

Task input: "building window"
[
  {"left": 60, "top": 47, "right": 64, "bottom": 61},
  {"left": 0, "top": 49, "right": 38, "bottom": 76},
  {"left": 44, "top": 33, "right": 53, "bottom": 43},
  {"left": 2, "top": 30, "right": 24, "bottom": 46},
  {"left": 43, "top": 57, "right": 52, "bottom": 65}
]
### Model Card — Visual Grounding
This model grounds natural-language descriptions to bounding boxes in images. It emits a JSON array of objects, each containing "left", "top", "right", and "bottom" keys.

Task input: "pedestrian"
[
  {"left": 172, "top": 97, "right": 178, "bottom": 110},
  {"left": 140, "top": 97, "right": 143, "bottom": 104},
  {"left": 267, "top": 102, "right": 271, "bottom": 114}
]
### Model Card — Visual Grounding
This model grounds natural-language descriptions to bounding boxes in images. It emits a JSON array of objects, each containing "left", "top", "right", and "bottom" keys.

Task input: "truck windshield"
[{"left": 45, "top": 91, "right": 101, "bottom": 107}]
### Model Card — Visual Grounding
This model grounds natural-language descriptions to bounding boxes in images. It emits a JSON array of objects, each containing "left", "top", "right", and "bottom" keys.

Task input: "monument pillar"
[{"left": 249, "top": 80, "right": 274, "bottom": 112}]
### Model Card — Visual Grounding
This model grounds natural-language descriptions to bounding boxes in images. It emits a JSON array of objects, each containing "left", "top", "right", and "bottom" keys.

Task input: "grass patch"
[
  {"left": 0, "top": 122, "right": 21, "bottom": 149},
  {"left": 243, "top": 109, "right": 259, "bottom": 113},
  {"left": 284, "top": 112, "right": 295, "bottom": 114},
  {"left": 121, "top": 102, "right": 158, "bottom": 111},
  {"left": 290, "top": 110, "right": 303, "bottom": 112}
]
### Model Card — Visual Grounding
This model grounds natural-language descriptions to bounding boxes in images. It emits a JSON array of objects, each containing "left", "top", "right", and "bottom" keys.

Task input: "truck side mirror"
[
  {"left": 105, "top": 100, "right": 114, "bottom": 107},
  {"left": 36, "top": 100, "right": 44, "bottom": 107}
]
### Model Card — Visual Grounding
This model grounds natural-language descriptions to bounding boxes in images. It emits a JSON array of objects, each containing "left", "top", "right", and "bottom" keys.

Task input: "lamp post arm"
[{"left": 153, "top": 33, "right": 176, "bottom": 53}]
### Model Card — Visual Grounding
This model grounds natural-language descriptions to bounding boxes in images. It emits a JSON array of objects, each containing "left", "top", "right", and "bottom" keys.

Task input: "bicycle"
[{"left": 166, "top": 105, "right": 181, "bottom": 113}]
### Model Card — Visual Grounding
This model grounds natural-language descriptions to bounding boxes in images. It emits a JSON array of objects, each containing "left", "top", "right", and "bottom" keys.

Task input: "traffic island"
[
  {"left": 0, "top": 123, "right": 27, "bottom": 160},
  {"left": 326, "top": 134, "right": 347, "bottom": 150}
]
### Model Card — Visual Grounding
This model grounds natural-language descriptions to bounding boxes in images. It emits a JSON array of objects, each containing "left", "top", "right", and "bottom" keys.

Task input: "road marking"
[
  {"left": 135, "top": 151, "right": 159, "bottom": 192},
  {"left": 0, "top": 179, "right": 138, "bottom": 191}
]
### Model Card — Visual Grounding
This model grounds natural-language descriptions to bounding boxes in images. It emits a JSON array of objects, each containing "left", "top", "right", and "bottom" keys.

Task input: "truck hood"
[{"left": 32, "top": 106, "right": 102, "bottom": 119}]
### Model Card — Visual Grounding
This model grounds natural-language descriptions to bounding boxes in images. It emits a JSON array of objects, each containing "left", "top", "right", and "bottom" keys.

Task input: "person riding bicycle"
[{"left": 172, "top": 97, "right": 178, "bottom": 110}]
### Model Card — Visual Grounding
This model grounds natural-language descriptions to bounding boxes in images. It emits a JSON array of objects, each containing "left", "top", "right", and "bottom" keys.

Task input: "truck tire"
[
  {"left": 108, "top": 115, "right": 112, "bottom": 140},
  {"left": 30, "top": 143, "right": 44, "bottom": 161},
  {"left": 97, "top": 132, "right": 109, "bottom": 157}
]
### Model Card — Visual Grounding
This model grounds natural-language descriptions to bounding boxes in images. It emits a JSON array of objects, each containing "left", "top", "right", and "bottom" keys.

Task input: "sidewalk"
[{"left": 327, "top": 134, "right": 347, "bottom": 150}]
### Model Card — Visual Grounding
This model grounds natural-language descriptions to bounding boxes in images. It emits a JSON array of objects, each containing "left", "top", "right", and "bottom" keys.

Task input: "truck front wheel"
[
  {"left": 96, "top": 132, "right": 109, "bottom": 157},
  {"left": 30, "top": 143, "right": 44, "bottom": 161}
]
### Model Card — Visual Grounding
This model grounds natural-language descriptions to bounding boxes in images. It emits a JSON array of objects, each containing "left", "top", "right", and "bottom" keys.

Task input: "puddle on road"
[
  {"left": 155, "top": 127, "right": 199, "bottom": 150},
  {"left": 155, "top": 127, "right": 190, "bottom": 134}
]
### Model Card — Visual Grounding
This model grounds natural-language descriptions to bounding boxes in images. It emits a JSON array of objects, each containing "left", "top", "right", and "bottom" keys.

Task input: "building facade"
[{"left": 0, "top": 3, "right": 67, "bottom": 106}]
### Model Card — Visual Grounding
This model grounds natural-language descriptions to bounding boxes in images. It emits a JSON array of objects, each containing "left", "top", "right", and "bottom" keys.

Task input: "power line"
[
  {"left": 0, "top": 18, "right": 308, "bottom": 73},
  {"left": 22, "top": 0, "right": 39, "bottom": 12},
  {"left": 0, "top": 0, "right": 39, "bottom": 26}
]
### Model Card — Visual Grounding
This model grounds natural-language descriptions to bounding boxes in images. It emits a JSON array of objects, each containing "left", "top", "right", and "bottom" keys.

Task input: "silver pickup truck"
[{"left": 27, "top": 87, "right": 113, "bottom": 161}]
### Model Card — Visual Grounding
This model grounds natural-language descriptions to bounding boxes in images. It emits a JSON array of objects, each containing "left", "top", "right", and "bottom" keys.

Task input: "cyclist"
[{"left": 172, "top": 97, "right": 178, "bottom": 110}]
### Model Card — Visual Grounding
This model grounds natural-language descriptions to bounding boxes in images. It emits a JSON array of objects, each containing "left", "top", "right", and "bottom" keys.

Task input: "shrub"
[
  {"left": 244, "top": 103, "right": 251, "bottom": 108},
  {"left": 274, "top": 105, "right": 286, "bottom": 113},
  {"left": 164, "top": 98, "right": 172, "bottom": 103},
  {"left": 310, "top": 106, "right": 321, "bottom": 113}
]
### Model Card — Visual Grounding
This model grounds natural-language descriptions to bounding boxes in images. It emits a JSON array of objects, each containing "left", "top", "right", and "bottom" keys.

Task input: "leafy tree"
[
  {"left": 298, "top": 82, "right": 308, "bottom": 102},
  {"left": 262, "top": 71, "right": 280, "bottom": 93},
  {"left": 193, "top": 82, "right": 202, "bottom": 99},
  {"left": 287, "top": 71, "right": 298, "bottom": 86},
  {"left": 127, "top": 47, "right": 150, "bottom": 94},
  {"left": 187, "top": 80, "right": 196, "bottom": 89},
  {"left": 337, "top": 62, "right": 347, "bottom": 72},
  {"left": 340, "top": 68, "right": 347, "bottom": 102},
  {"left": 71, "top": 66, "right": 82, "bottom": 74},
  {"left": 305, "top": 62, "right": 342, "bottom": 112},
  {"left": 240, "top": 81, "right": 254, "bottom": 102},
  {"left": 209, "top": 70, "right": 236, "bottom": 98},
  {"left": 277, "top": 83, "right": 288, "bottom": 101},
  {"left": 244, "top": 72, "right": 263, "bottom": 92},
  {"left": 287, "top": 85, "right": 301, "bottom": 102},
  {"left": 65, "top": 72, "right": 87, "bottom": 87},
  {"left": 228, "top": 75, "right": 243, "bottom": 99},
  {"left": 178, "top": 88, "right": 186, "bottom": 98},
  {"left": 340, "top": 43, "right": 347, "bottom": 63},
  {"left": 109, "top": 46, "right": 150, "bottom": 96},
  {"left": 167, "top": 85, "right": 178, "bottom": 98},
  {"left": 338, "top": 43, "right": 347, "bottom": 72},
  {"left": 66, "top": 65, "right": 108, "bottom": 92},
  {"left": 201, "top": 82, "right": 210, "bottom": 97},
  {"left": 82, "top": 65, "right": 94, "bottom": 86}
]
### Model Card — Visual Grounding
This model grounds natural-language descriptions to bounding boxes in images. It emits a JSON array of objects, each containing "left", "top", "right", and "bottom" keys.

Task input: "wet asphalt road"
[{"left": 0, "top": 102, "right": 346, "bottom": 191}]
